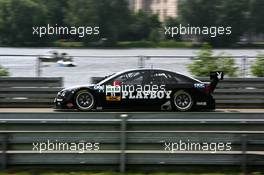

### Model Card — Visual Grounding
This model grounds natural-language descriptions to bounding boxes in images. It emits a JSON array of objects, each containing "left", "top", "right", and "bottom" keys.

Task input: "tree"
[
  {"left": 148, "top": 28, "right": 162, "bottom": 43},
  {"left": 44, "top": 0, "right": 68, "bottom": 26},
  {"left": 0, "top": 0, "right": 48, "bottom": 46},
  {"left": 179, "top": 0, "right": 250, "bottom": 47},
  {"left": 164, "top": 17, "right": 182, "bottom": 41},
  {"left": 64, "top": 0, "right": 97, "bottom": 41},
  {"left": 125, "top": 11, "right": 161, "bottom": 41},
  {"left": 0, "top": 65, "right": 9, "bottom": 76},
  {"left": 213, "top": 0, "right": 249, "bottom": 46},
  {"left": 65, "top": 0, "right": 131, "bottom": 45},
  {"left": 188, "top": 43, "right": 238, "bottom": 77},
  {"left": 251, "top": 53, "right": 264, "bottom": 77},
  {"left": 249, "top": 0, "right": 264, "bottom": 35},
  {"left": 180, "top": 0, "right": 219, "bottom": 27}
]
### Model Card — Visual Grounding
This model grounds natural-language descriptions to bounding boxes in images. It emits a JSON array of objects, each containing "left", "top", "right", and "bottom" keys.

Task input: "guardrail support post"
[
  {"left": 36, "top": 57, "right": 41, "bottom": 77},
  {"left": 0, "top": 134, "right": 7, "bottom": 170},
  {"left": 241, "top": 56, "right": 248, "bottom": 77},
  {"left": 138, "top": 56, "right": 150, "bottom": 68},
  {"left": 120, "top": 114, "right": 128, "bottom": 173},
  {"left": 241, "top": 134, "right": 248, "bottom": 175}
]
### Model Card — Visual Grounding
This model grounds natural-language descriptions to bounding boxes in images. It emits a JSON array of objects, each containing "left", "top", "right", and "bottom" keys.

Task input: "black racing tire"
[
  {"left": 74, "top": 90, "right": 95, "bottom": 111},
  {"left": 172, "top": 90, "right": 194, "bottom": 112}
]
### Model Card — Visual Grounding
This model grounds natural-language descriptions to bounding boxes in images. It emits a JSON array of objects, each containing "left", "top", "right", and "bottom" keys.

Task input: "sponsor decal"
[
  {"left": 194, "top": 83, "right": 205, "bottom": 88},
  {"left": 196, "top": 102, "right": 207, "bottom": 106},
  {"left": 106, "top": 83, "right": 121, "bottom": 101},
  {"left": 216, "top": 72, "right": 224, "bottom": 80},
  {"left": 105, "top": 83, "right": 172, "bottom": 101},
  {"left": 210, "top": 71, "right": 224, "bottom": 80},
  {"left": 106, "top": 96, "right": 121, "bottom": 101},
  {"left": 94, "top": 85, "right": 104, "bottom": 92}
]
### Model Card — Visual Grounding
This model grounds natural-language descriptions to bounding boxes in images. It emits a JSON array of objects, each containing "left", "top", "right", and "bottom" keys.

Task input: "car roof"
[{"left": 97, "top": 68, "right": 201, "bottom": 85}]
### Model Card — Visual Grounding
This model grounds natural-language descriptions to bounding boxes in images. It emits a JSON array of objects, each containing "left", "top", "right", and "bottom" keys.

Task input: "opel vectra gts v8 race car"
[{"left": 54, "top": 69, "right": 223, "bottom": 112}]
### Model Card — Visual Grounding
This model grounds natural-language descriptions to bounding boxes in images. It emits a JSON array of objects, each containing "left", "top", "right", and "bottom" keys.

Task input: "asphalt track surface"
[{"left": 0, "top": 108, "right": 264, "bottom": 113}]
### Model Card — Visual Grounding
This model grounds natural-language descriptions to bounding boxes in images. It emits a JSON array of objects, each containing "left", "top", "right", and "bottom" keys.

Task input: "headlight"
[
  {"left": 61, "top": 91, "right": 66, "bottom": 97},
  {"left": 57, "top": 90, "right": 66, "bottom": 97}
]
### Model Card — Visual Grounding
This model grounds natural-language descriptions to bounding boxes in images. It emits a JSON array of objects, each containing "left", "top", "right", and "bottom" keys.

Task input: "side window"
[
  {"left": 173, "top": 73, "right": 196, "bottom": 83},
  {"left": 110, "top": 71, "right": 146, "bottom": 85},
  {"left": 150, "top": 71, "right": 178, "bottom": 85}
]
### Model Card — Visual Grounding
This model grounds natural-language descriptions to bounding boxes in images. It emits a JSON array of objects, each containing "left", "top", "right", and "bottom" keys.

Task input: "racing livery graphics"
[
  {"left": 54, "top": 69, "right": 223, "bottom": 112},
  {"left": 106, "top": 84, "right": 172, "bottom": 100}
]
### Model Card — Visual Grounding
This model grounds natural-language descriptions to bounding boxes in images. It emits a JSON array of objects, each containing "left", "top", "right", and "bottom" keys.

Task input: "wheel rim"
[
  {"left": 174, "top": 92, "right": 192, "bottom": 111},
  {"left": 76, "top": 91, "right": 94, "bottom": 110}
]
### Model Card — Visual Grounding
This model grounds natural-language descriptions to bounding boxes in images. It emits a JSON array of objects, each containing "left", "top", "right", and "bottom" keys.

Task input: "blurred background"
[
  {"left": 0, "top": 0, "right": 263, "bottom": 47},
  {"left": 0, "top": 2, "right": 263, "bottom": 174},
  {"left": 0, "top": 0, "right": 263, "bottom": 86}
]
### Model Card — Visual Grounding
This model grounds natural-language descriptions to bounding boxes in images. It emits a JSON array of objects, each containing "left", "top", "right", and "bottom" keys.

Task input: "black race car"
[{"left": 54, "top": 69, "right": 223, "bottom": 112}]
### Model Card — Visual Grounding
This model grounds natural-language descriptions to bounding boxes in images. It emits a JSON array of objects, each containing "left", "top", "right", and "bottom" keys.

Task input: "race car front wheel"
[
  {"left": 75, "top": 90, "right": 95, "bottom": 111},
  {"left": 172, "top": 90, "right": 193, "bottom": 112}
]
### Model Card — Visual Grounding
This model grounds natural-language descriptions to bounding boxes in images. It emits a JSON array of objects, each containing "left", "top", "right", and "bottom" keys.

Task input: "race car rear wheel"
[
  {"left": 173, "top": 90, "right": 193, "bottom": 112},
  {"left": 75, "top": 90, "right": 95, "bottom": 111}
]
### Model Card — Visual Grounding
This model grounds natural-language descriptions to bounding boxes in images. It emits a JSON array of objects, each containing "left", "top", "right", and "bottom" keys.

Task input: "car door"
[
  {"left": 148, "top": 70, "right": 179, "bottom": 106},
  {"left": 103, "top": 70, "right": 149, "bottom": 108}
]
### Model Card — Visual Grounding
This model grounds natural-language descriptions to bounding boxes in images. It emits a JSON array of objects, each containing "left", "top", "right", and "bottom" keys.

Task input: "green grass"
[
  {"left": 51, "top": 40, "right": 195, "bottom": 48},
  {"left": 52, "top": 41, "right": 84, "bottom": 47},
  {"left": 117, "top": 40, "right": 194, "bottom": 48},
  {"left": 0, "top": 172, "right": 262, "bottom": 175},
  {"left": 116, "top": 41, "right": 156, "bottom": 48}
]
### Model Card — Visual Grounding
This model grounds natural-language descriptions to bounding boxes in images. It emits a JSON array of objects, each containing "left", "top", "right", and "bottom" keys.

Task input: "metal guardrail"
[
  {"left": 0, "top": 112, "right": 263, "bottom": 173},
  {"left": 0, "top": 76, "right": 263, "bottom": 108},
  {"left": 91, "top": 77, "right": 264, "bottom": 109},
  {"left": 0, "top": 77, "right": 63, "bottom": 107},
  {"left": 199, "top": 77, "right": 264, "bottom": 108}
]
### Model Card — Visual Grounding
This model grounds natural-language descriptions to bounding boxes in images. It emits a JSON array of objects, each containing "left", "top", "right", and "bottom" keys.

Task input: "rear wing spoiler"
[
  {"left": 210, "top": 71, "right": 224, "bottom": 92},
  {"left": 210, "top": 71, "right": 224, "bottom": 81}
]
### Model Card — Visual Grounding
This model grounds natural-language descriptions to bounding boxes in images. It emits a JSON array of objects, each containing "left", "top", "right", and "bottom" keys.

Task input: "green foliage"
[
  {"left": 0, "top": 65, "right": 9, "bottom": 76},
  {"left": 164, "top": 17, "right": 182, "bottom": 41},
  {"left": 0, "top": 0, "right": 48, "bottom": 45},
  {"left": 117, "top": 41, "right": 156, "bottom": 48},
  {"left": 249, "top": 0, "right": 264, "bottom": 35},
  {"left": 125, "top": 11, "right": 161, "bottom": 41},
  {"left": 0, "top": 0, "right": 263, "bottom": 47},
  {"left": 65, "top": 0, "right": 131, "bottom": 45},
  {"left": 179, "top": 0, "right": 251, "bottom": 47},
  {"left": 188, "top": 43, "right": 238, "bottom": 77},
  {"left": 45, "top": 0, "right": 68, "bottom": 26},
  {"left": 0, "top": 172, "right": 245, "bottom": 175},
  {"left": 251, "top": 53, "right": 264, "bottom": 77},
  {"left": 148, "top": 29, "right": 162, "bottom": 43}
]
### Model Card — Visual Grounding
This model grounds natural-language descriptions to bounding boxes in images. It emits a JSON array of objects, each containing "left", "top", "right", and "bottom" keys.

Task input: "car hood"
[{"left": 62, "top": 84, "right": 96, "bottom": 91}]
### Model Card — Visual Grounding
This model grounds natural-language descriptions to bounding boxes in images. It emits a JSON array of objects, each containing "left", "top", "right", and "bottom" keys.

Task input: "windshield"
[
  {"left": 97, "top": 72, "right": 118, "bottom": 85},
  {"left": 97, "top": 70, "right": 136, "bottom": 85}
]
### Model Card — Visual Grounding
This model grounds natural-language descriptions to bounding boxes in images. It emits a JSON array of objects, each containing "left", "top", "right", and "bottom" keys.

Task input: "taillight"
[{"left": 204, "top": 84, "right": 212, "bottom": 93}]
